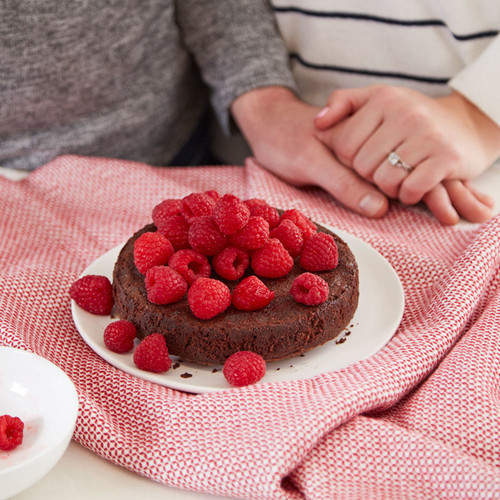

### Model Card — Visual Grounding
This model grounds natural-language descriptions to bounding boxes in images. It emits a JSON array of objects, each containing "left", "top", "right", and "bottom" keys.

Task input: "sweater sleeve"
[
  {"left": 449, "top": 34, "right": 500, "bottom": 128},
  {"left": 175, "top": 0, "right": 297, "bottom": 134}
]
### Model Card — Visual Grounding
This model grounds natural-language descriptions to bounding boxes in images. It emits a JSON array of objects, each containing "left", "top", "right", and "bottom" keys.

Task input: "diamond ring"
[{"left": 388, "top": 151, "right": 413, "bottom": 172}]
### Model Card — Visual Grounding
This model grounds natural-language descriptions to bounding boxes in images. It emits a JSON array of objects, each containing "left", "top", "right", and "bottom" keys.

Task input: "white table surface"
[{"left": 3, "top": 160, "right": 500, "bottom": 500}]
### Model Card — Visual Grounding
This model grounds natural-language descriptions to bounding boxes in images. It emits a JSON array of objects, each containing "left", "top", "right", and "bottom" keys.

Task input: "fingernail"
[
  {"left": 359, "top": 193, "right": 386, "bottom": 217},
  {"left": 315, "top": 107, "right": 329, "bottom": 119}
]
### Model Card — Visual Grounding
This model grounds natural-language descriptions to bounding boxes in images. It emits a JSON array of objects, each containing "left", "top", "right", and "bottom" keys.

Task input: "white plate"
[
  {"left": 0, "top": 347, "right": 79, "bottom": 499},
  {"left": 71, "top": 228, "right": 404, "bottom": 394}
]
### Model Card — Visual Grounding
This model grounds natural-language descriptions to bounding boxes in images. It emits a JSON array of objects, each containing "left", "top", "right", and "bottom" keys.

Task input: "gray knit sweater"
[{"left": 0, "top": 0, "right": 296, "bottom": 170}]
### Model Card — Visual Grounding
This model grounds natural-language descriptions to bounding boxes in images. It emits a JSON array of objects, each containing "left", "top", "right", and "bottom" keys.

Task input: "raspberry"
[
  {"left": 180, "top": 192, "right": 216, "bottom": 223},
  {"left": 212, "top": 246, "right": 250, "bottom": 281},
  {"left": 188, "top": 216, "right": 228, "bottom": 256},
  {"left": 168, "top": 249, "right": 211, "bottom": 285},
  {"left": 187, "top": 277, "right": 231, "bottom": 319},
  {"left": 251, "top": 238, "right": 294, "bottom": 278},
  {"left": 0, "top": 415, "right": 24, "bottom": 451},
  {"left": 145, "top": 266, "right": 188, "bottom": 305},
  {"left": 280, "top": 209, "right": 317, "bottom": 240},
  {"left": 230, "top": 216, "right": 269, "bottom": 251},
  {"left": 69, "top": 274, "right": 114, "bottom": 315},
  {"left": 213, "top": 194, "right": 250, "bottom": 235},
  {"left": 155, "top": 214, "right": 190, "bottom": 250},
  {"left": 133, "top": 333, "right": 172, "bottom": 373},
  {"left": 204, "top": 190, "right": 220, "bottom": 203},
  {"left": 299, "top": 232, "right": 339, "bottom": 271},
  {"left": 290, "top": 272, "right": 329, "bottom": 305},
  {"left": 133, "top": 231, "right": 174, "bottom": 275},
  {"left": 223, "top": 351, "right": 266, "bottom": 387},
  {"left": 152, "top": 198, "right": 182, "bottom": 228},
  {"left": 232, "top": 276, "right": 275, "bottom": 311},
  {"left": 270, "top": 219, "right": 304, "bottom": 258},
  {"left": 244, "top": 198, "right": 280, "bottom": 229},
  {"left": 103, "top": 320, "right": 137, "bottom": 353}
]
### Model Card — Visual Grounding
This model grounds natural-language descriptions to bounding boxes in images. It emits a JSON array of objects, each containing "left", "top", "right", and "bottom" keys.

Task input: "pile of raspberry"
[
  {"left": 70, "top": 192, "right": 339, "bottom": 387},
  {"left": 136, "top": 191, "right": 338, "bottom": 316}
]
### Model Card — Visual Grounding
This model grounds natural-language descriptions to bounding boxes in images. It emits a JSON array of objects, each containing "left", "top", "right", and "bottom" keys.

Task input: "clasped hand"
[
  {"left": 314, "top": 85, "right": 500, "bottom": 224},
  {"left": 232, "top": 86, "right": 499, "bottom": 224}
]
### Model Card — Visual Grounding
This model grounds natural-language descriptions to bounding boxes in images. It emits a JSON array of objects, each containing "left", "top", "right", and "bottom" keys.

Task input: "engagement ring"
[{"left": 388, "top": 151, "right": 413, "bottom": 172}]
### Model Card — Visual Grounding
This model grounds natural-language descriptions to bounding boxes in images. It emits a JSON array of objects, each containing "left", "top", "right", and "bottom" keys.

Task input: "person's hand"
[
  {"left": 231, "top": 86, "right": 389, "bottom": 218},
  {"left": 314, "top": 85, "right": 500, "bottom": 223},
  {"left": 421, "top": 179, "right": 494, "bottom": 224}
]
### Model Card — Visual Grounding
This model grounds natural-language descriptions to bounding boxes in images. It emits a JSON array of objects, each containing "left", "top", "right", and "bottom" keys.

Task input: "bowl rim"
[{"left": 0, "top": 346, "right": 79, "bottom": 475}]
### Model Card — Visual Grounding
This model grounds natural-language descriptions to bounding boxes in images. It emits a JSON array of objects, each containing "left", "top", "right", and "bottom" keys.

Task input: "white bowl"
[{"left": 0, "top": 347, "right": 79, "bottom": 499}]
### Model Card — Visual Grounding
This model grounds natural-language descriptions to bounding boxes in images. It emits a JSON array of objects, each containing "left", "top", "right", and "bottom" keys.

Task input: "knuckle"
[{"left": 376, "top": 85, "right": 405, "bottom": 105}]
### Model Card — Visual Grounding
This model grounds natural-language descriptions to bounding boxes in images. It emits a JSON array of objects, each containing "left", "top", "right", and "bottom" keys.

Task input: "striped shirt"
[{"left": 270, "top": 0, "right": 500, "bottom": 126}]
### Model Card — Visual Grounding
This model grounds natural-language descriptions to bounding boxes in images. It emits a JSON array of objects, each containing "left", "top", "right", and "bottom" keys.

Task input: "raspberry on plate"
[
  {"left": 168, "top": 248, "right": 211, "bottom": 285},
  {"left": 291, "top": 272, "right": 329, "bottom": 305},
  {"left": 152, "top": 198, "right": 182, "bottom": 228},
  {"left": 145, "top": 266, "right": 188, "bottom": 305},
  {"left": 232, "top": 276, "right": 275, "bottom": 311},
  {"left": 230, "top": 216, "right": 269, "bottom": 251},
  {"left": 0, "top": 415, "right": 24, "bottom": 451},
  {"left": 251, "top": 238, "right": 294, "bottom": 278},
  {"left": 103, "top": 320, "right": 137, "bottom": 353},
  {"left": 204, "top": 190, "right": 220, "bottom": 203},
  {"left": 212, "top": 246, "right": 250, "bottom": 281},
  {"left": 213, "top": 194, "right": 250, "bottom": 235},
  {"left": 300, "top": 232, "right": 339, "bottom": 272},
  {"left": 69, "top": 274, "right": 114, "bottom": 315},
  {"left": 223, "top": 351, "right": 266, "bottom": 387},
  {"left": 244, "top": 198, "right": 280, "bottom": 229},
  {"left": 280, "top": 209, "right": 317, "bottom": 240},
  {"left": 187, "top": 277, "right": 231, "bottom": 319},
  {"left": 270, "top": 218, "right": 304, "bottom": 257},
  {"left": 133, "top": 231, "right": 174, "bottom": 275},
  {"left": 180, "top": 192, "right": 216, "bottom": 223},
  {"left": 155, "top": 214, "right": 190, "bottom": 251},
  {"left": 133, "top": 333, "right": 172, "bottom": 373},
  {"left": 188, "top": 216, "right": 228, "bottom": 256}
]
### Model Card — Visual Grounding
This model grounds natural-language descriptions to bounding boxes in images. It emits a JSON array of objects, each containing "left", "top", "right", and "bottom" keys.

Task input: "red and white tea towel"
[{"left": 1, "top": 155, "right": 499, "bottom": 499}]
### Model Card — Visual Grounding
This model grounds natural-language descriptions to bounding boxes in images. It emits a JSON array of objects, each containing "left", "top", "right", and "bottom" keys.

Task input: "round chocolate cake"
[{"left": 112, "top": 222, "right": 359, "bottom": 366}]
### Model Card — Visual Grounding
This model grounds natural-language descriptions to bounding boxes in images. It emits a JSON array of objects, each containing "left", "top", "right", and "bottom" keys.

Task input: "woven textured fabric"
[{"left": 1, "top": 155, "right": 499, "bottom": 499}]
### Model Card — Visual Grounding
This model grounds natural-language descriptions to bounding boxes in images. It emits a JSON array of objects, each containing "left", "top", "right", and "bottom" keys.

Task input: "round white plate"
[
  {"left": 71, "top": 228, "right": 404, "bottom": 394},
  {"left": 0, "top": 347, "right": 79, "bottom": 499}
]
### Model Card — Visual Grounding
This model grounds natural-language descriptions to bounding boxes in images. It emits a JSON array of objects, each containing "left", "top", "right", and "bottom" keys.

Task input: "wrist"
[
  {"left": 231, "top": 86, "right": 298, "bottom": 143},
  {"left": 443, "top": 91, "right": 500, "bottom": 160}
]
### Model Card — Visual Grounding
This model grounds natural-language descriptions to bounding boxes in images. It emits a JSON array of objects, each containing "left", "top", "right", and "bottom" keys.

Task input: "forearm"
[{"left": 175, "top": 0, "right": 297, "bottom": 133}]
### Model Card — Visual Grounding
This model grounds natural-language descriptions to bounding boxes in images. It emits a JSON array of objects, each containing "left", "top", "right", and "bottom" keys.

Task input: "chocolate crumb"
[
  {"left": 344, "top": 330, "right": 351, "bottom": 336},
  {"left": 173, "top": 362, "right": 180, "bottom": 369},
  {"left": 180, "top": 372, "right": 193, "bottom": 378},
  {"left": 300, "top": 354, "right": 305, "bottom": 357},
  {"left": 276, "top": 367, "right": 280, "bottom": 371},
  {"left": 211, "top": 368, "right": 219, "bottom": 373},
  {"left": 336, "top": 337, "right": 346, "bottom": 344}
]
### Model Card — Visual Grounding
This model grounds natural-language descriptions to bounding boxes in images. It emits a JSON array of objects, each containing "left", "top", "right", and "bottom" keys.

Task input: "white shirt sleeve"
[{"left": 449, "top": 34, "right": 500, "bottom": 127}]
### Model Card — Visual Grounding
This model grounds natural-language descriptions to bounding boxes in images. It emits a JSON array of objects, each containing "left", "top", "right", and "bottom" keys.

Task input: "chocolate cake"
[{"left": 112, "top": 222, "right": 359, "bottom": 366}]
